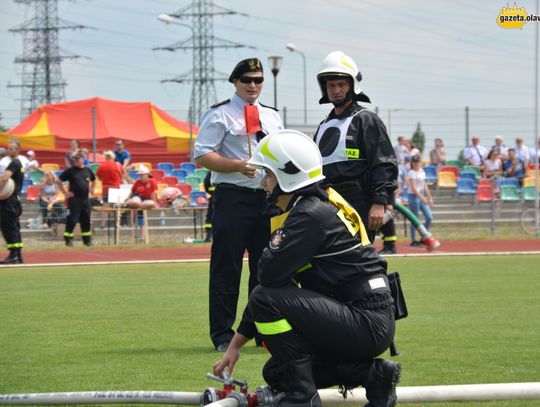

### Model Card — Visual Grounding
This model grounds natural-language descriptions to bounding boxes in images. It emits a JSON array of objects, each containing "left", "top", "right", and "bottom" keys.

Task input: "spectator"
[
  {"left": 492, "top": 135, "right": 508, "bottom": 160},
  {"left": 124, "top": 165, "right": 158, "bottom": 210},
  {"left": 39, "top": 171, "right": 64, "bottom": 228},
  {"left": 80, "top": 148, "right": 91, "bottom": 166},
  {"left": 484, "top": 149, "right": 503, "bottom": 178},
  {"left": 65, "top": 140, "right": 80, "bottom": 168},
  {"left": 429, "top": 138, "right": 447, "bottom": 167},
  {"left": 503, "top": 148, "right": 528, "bottom": 182},
  {"left": 114, "top": 140, "right": 131, "bottom": 167},
  {"left": 394, "top": 135, "right": 410, "bottom": 165},
  {"left": 407, "top": 139, "right": 420, "bottom": 159},
  {"left": 96, "top": 150, "right": 128, "bottom": 228},
  {"left": 464, "top": 135, "right": 488, "bottom": 172},
  {"left": 25, "top": 151, "right": 40, "bottom": 174},
  {"left": 514, "top": 136, "right": 530, "bottom": 168},
  {"left": 407, "top": 155, "right": 433, "bottom": 247},
  {"left": 0, "top": 148, "right": 7, "bottom": 176}
]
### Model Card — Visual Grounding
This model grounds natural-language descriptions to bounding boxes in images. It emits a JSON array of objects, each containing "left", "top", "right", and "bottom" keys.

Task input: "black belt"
[{"left": 216, "top": 183, "right": 265, "bottom": 193}]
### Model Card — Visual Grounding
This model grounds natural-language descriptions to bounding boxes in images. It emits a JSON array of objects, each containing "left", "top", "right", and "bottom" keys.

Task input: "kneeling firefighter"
[{"left": 213, "top": 130, "right": 401, "bottom": 407}]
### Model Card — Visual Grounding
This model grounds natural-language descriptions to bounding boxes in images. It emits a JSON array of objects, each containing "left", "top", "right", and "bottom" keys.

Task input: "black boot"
[
  {"left": 378, "top": 242, "right": 397, "bottom": 255},
  {"left": 364, "top": 359, "right": 400, "bottom": 407},
  {"left": 204, "top": 228, "right": 213, "bottom": 243},
  {"left": 16, "top": 248, "right": 23, "bottom": 264},
  {"left": 337, "top": 359, "right": 400, "bottom": 407},
  {"left": 0, "top": 249, "right": 20, "bottom": 264},
  {"left": 82, "top": 235, "right": 93, "bottom": 247},
  {"left": 269, "top": 357, "right": 322, "bottom": 407},
  {"left": 64, "top": 236, "right": 73, "bottom": 247}
]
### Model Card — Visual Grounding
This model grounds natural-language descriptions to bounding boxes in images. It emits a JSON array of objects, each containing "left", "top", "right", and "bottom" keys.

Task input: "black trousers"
[
  {"left": 249, "top": 285, "right": 395, "bottom": 363},
  {"left": 65, "top": 196, "right": 91, "bottom": 235},
  {"left": 209, "top": 185, "right": 270, "bottom": 347},
  {"left": 0, "top": 194, "right": 22, "bottom": 249}
]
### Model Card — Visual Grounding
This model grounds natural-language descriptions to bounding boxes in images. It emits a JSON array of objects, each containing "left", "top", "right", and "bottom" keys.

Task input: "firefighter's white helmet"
[
  {"left": 248, "top": 130, "right": 325, "bottom": 193},
  {"left": 317, "top": 51, "right": 370, "bottom": 104}
]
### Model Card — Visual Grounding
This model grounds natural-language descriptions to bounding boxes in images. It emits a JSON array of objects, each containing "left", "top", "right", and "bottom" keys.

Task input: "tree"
[
  {"left": 0, "top": 113, "right": 8, "bottom": 133},
  {"left": 411, "top": 122, "right": 425, "bottom": 153}
]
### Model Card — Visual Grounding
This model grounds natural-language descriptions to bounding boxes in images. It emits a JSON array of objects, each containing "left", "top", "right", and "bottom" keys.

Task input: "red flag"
[{"left": 243, "top": 104, "right": 262, "bottom": 134}]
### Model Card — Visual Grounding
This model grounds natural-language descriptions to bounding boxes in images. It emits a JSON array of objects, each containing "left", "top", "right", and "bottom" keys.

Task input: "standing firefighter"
[
  {"left": 213, "top": 130, "right": 400, "bottom": 407},
  {"left": 56, "top": 150, "right": 96, "bottom": 247},
  {"left": 0, "top": 142, "right": 25, "bottom": 264},
  {"left": 313, "top": 51, "right": 398, "bottom": 245}
]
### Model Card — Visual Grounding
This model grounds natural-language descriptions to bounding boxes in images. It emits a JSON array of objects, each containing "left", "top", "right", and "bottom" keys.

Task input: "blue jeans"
[{"left": 407, "top": 193, "right": 432, "bottom": 242}]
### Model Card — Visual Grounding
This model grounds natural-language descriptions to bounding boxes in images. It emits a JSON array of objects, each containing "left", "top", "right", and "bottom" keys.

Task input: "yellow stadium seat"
[
  {"left": 41, "top": 163, "right": 60, "bottom": 171},
  {"left": 437, "top": 171, "right": 457, "bottom": 189}
]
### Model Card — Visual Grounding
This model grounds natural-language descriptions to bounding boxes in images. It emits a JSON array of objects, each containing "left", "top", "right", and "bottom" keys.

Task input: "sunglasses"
[{"left": 238, "top": 76, "right": 264, "bottom": 84}]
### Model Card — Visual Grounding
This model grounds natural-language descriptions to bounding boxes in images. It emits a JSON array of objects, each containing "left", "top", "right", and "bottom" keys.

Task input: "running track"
[{"left": 2, "top": 239, "right": 539, "bottom": 267}]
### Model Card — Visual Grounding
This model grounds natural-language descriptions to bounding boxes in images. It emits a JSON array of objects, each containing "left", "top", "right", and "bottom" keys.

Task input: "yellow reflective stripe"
[
  {"left": 7, "top": 243, "right": 23, "bottom": 249},
  {"left": 261, "top": 138, "right": 279, "bottom": 162},
  {"left": 297, "top": 262, "right": 312, "bottom": 273},
  {"left": 308, "top": 168, "right": 322, "bottom": 178},
  {"left": 81, "top": 231, "right": 92, "bottom": 237},
  {"left": 64, "top": 232, "right": 74, "bottom": 237},
  {"left": 383, "top": 235, "right": 397, "bottom": 242},
  {"left": 255, "top": 319, "right": 292, "bottom": 335}
]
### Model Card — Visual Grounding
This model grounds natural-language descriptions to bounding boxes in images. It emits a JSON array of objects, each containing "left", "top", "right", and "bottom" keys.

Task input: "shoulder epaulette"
[
  {"left": 211, "top": 99, "right": 230, "bottom": 108},
  {"left": 259, "top": 102, "right": 279, "bottom": 112}
]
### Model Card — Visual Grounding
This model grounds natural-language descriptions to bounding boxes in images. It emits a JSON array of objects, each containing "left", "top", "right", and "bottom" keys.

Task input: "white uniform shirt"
[
  {"left": 194, "top": 93, "right": 284, "bottom": 188},
  {"left": 464, "top": 144, "right": 488, "bottom": 166}
]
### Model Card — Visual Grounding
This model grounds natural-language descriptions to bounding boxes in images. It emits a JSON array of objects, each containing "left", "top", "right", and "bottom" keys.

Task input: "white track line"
[{"left": 0, "top": 251, "right": 539, "bottom": 268}]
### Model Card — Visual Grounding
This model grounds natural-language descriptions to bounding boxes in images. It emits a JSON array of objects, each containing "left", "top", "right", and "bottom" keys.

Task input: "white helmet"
[
  {"left": 317, "top": 51, "right": 370, "bottom": 104},
  {"left": 248, "top": 130, "right": 325, "bottom": 193}
]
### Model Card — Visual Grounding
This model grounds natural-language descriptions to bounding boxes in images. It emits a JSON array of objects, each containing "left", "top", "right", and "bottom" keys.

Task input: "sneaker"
[
  {"left": 365, "top": 359, "right": 401, "bottom": 407},
  {"left": 409, "top": 241, "right": 424, "bottom": 248},
  {"left": 216, "top": 342, "right": 230, "bottom": 352}
]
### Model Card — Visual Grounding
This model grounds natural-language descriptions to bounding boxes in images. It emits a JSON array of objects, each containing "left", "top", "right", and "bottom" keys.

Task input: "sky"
[{"left": 1, "top": 0, "right": 540, "bottom": 160}]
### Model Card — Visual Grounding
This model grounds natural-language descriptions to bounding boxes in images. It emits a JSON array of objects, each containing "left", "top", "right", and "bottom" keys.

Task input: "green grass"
[{"left": 1, "top": 255, "right": 539, "bottom": 406}]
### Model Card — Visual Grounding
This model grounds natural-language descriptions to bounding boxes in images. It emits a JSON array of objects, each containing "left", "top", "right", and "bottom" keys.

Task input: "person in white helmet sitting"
[{"left": 213, "top": 130, "right": 401, "bottom": 407}]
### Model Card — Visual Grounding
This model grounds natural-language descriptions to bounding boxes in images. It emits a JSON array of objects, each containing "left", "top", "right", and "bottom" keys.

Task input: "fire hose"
[{"left": 384, "top": 201, "right": 440, "bottom": 251}]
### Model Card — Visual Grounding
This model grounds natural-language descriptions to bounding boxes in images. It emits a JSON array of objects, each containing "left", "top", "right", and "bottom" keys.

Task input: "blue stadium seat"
[
  {"left": 171, "top": 169, "right": 187, "bottom": 183},
  {"left": 22, "top": 178, "right": 33, "bottom": 195},
  {"left": 189, "top": 191, "right": 208, "bottom": 206},
  {"left": 459, "top": 172, "right": 477, "bottom": 184},
  {"left": 180, "top": 162, "right": 196, "bottom": 176},
  {"left": 157, "top": 162, "right": 174, "bottom": 176},
  {"left": 423, "top": 165, "right": 437, "bottom": 184},
  {"left": 497, "top": 177, "right": 520, "bottom": 191},
  {"left": 456, "top": 178, "right": 477, "bottom": 195}
]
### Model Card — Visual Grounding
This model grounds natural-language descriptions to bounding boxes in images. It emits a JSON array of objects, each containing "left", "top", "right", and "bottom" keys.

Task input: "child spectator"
[{"left": 407, "top": 155, "right": 433, "bottom": 247}]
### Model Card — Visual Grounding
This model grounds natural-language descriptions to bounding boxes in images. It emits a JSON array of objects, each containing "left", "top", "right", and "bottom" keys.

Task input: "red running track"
[{"left": 5, "top": 239, "right": 539, "bottom": 266}]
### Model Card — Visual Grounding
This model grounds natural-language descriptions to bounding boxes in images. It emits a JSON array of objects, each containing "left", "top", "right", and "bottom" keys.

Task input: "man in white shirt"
[
  {"left": 492, "top": 135, "right": 508, "bottom": 160},
  {"left": 464, "top": 135, "right": 488, "bottom": 171},
  {"left": 514, "top": 136, "right": 530, "bottom": 168}
]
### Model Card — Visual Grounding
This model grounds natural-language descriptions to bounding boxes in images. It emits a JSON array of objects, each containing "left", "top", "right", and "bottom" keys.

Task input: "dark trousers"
[
  {"left": 65, "top": 196, "right": 91, "bottom": 235},
  {"left": 209, "top": 185, "right": 270, "bottom": 347},
  {"left": 0, "top": 194, "right": 22, "bottom": 248}
]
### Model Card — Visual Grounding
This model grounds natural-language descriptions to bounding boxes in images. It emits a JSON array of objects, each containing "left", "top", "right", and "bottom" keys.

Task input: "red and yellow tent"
[{"left": 1, "top": 97, "right": 198, "bottom": 164}]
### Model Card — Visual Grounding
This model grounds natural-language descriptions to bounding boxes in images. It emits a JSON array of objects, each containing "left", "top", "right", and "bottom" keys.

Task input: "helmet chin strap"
[{"left": 332, "top": 96, "right": 352, "bottom": 108}]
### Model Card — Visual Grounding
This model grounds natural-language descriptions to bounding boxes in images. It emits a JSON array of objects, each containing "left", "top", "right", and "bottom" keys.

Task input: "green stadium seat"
[{"left": 500, "top": 185, "right": 520, "bottom": 202}]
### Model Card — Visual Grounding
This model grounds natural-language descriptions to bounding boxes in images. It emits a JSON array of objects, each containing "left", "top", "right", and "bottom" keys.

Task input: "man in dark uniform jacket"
[
  {"left": 0, "top": 142, "right": 25, "bottom": 264},
  {"left": 56, "top": 150, "right": 96, "bottom": 247},
  {"left": 213, "top": 130, "right": 400, "bottom": 407},
  {"left": 313, "top": 51, "right": 398, "bottom": 244}
]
